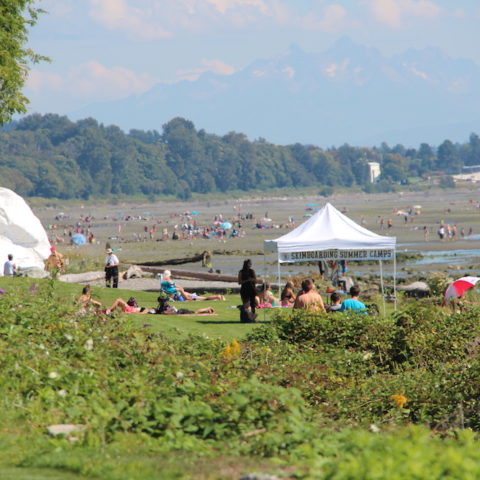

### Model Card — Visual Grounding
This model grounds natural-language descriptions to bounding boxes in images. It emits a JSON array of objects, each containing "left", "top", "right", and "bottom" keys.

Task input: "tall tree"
[{"left": 0, "top": 1, "right": 48, "bottom": 124}]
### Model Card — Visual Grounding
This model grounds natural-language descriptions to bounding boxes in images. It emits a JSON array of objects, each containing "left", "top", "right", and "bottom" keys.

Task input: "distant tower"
[{"left": 367, "top": 162, "right": 381, "bottom": 183}]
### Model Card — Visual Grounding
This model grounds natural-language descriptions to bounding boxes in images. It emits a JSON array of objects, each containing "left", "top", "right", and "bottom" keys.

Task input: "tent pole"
[
  {"left": 277, "top": 258, "right": 281, "bottom": 297},
  {"left": 379, "top": 260, "right": 386, "bottom": 316},
  {"left": 393, "top": 249, "right": 397, "bottom": 311},
  {"left": 263, "top": 248, "right": 266, "bottom": 323}
]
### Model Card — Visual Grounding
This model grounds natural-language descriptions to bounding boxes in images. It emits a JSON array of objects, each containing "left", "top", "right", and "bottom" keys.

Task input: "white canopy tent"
[{"left": 264, "top": 203, "right": 397, "bottom": 311}]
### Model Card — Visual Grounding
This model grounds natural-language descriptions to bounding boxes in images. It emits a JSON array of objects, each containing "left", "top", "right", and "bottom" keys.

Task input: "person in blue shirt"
[
  {"left": 160, "top": 270, "right": 225, "bottom": 301},
  {"left": 339, "top": 285, "right": 367, "bottom": 313}
]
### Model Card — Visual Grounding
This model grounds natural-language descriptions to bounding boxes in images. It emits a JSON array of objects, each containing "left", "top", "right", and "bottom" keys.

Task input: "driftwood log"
[
  {"left": 139, "top": 266, "right": 239, "bottom": 283},
  {"left": 140, "top": 251, "right": 210, "bottom": 267}
]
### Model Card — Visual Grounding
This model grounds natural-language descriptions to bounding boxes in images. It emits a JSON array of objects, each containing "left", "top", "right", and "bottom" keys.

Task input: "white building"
[{"left": 367, "top": 162, "right": 381, "bottom": 183}]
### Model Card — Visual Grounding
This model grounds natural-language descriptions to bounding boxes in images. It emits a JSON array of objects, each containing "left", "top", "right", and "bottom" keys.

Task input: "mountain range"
[{"left": 72, "top": 37, "right": 480, "bottom": 147}]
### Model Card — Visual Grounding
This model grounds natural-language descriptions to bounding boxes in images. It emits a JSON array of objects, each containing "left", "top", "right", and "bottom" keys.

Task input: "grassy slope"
[
  {"left": 0, "top": 276, "right": 272, "bottom": 341},
  {"left": 0, "top": 277, "right": 277, "bottom": 479}
]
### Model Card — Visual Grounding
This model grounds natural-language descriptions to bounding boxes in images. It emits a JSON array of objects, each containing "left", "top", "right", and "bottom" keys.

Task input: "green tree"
[
  {"left": 437, "top": 140, "right": 461, "bottom": 173},
  {"left": 0, "top": 1, "right": 48, "bottom": 124}
]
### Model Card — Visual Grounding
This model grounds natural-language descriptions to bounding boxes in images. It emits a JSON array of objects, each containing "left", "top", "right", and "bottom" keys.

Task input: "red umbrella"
[{"left": 444, "top": 276, "right": 480, "bottom": 301}]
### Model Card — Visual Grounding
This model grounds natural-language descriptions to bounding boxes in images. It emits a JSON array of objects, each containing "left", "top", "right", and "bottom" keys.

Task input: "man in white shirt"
[
  {"left": 105, "top": 248, "right": 119, "bottom": 288},
  {"left": 3, "top": 254, "right": 16, "bottom": 276}
]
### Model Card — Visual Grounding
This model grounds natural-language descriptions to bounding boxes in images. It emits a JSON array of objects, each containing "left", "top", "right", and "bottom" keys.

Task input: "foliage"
[
  {"left": 0, "top": 1, "right": 48, "bottom": 125},
  {"left": 4, "top": 280, "right": 480, "bottom": 477},
  {"left": 2, "top": 113, "right": 479, "bottom": 198}
]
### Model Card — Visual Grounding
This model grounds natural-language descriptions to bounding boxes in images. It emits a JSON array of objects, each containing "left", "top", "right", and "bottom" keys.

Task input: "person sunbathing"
[
  {"left": 280, "top": 280, "right": 296, "bottom": 306},
  {"left": 161, "top": 270, "right": 225, "bottom": 301},
  {"left": 106, "top": 297, "right": 154, "bottom": 315},
  {"left": 156, "top": 296, "right": 214, "bottom": 315},
  {"left": 257, "top": 281, "right": 277, "bottom": 307}
]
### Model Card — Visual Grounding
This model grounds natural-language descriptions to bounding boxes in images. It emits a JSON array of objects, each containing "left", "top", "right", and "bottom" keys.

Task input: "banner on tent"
[{"left": 279, "top": 249, "right": 394, "bottom": 263}]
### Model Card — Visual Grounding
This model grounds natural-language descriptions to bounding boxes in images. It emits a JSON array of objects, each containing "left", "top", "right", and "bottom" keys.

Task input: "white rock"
[
  {"left": 0, "top": 188, "right": 50, "bottom": 272},
  {"left": 46, "top": 424, "right": 86, "bottom": 436}
]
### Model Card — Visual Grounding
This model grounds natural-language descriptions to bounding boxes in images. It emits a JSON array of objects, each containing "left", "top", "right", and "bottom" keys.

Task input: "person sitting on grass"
[
  {"left": 160, "top": 270, "right": 225, "bottom": 301},
  {"left": 293, "top": 278, "right": 326, "bottom": 312},
  {"left": 156, "top": 295, "right": 215, "bottom": 315},
  {"left": 280, "top": 280, "right": 296, "bottom": 306},
  {"left": 327, "top": 291, "right": 343, "bottom": 313},
  {"left": 339, "top": 285, "right": 367, "bottom": 314},
  {"left": 257, "top": 281, "right": 277, "bottom": 307},
  {"left": 106, "top": 297, "right": 154, "bottom": 315},
  {"left": 76, "top": 285, "right": 103, "bottom": 314}
]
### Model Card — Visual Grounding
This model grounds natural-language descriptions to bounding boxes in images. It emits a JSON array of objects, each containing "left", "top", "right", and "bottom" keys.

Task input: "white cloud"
[
  {"left": 26, "top": 62, "right": 158, "bottom": 101},
  {"left": 369, "top": 0, "right": 442, "bottom": 28},
  {"left": 176, "top": 59, "right": 235, "bottom": 81},
  {"left": 89, "top": 0, "right": 171, "bottom": 39},
  {"left": 205, "top": 0, "right": 268, "bottom": 15},
  {"left": 87, "top": 0, "right": 294, "bottom": 39},
  {"left": 27, "top": 70, "right": 63, "bottom": 93},
  {"left": 302, "top": 4, "right": 358, "bottom": 33},
  {"left": 282, "top": 66, "right": 295, "bottom": 79}
]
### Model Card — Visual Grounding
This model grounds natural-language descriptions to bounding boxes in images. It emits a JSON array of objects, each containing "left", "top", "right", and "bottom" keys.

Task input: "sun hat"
[
  {"left": 163, "top": 269, "right": 171, "bottom": 277},
  {"left": 106, "top": 248, "right": 113, "bottom": 254}
]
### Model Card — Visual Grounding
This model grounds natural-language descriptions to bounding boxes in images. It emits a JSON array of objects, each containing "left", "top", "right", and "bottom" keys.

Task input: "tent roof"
[{"left": 265, "top": 203, "right": 396, "bottom": 253}]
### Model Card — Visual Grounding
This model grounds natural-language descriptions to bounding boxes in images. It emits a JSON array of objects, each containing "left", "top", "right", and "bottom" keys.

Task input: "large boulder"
[{"left": 0, "top": 188, "right": 51, "bottom": 272}]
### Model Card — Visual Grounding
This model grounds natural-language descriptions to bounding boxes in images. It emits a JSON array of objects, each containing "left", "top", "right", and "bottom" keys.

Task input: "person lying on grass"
[
  {"left": 156, "top": 295, "right": 215, "bottom": 315},
  {"left": 106, "top": 297, "right": 154, "bottom": 315},
  {"left": 161, "top": 270, "right": 225, "bottom": 301}
]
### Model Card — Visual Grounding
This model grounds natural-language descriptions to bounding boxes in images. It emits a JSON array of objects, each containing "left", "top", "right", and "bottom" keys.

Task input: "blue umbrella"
[
  {"left": 192, "top": 211, "right": 199, "bottom": 216},
  {"left": 71, "top": 233, "right": 87, "bottom": 246},
  {"left": 221, "top": 222, "right": 232, "bottom": 229}
]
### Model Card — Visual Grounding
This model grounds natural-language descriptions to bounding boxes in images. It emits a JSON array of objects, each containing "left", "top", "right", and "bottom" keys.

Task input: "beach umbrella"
[
  {"left": 444, "top": 276, "right": 480, "bottom": 300},
  {"left": 221, "top": 221, "right": 232, "bottom": 229},
  {"left": 71, "top": 233, "right": 87, "bottom": 246},
  {"left": 192, "top": 211, "right": 199, "bottom": 215}
]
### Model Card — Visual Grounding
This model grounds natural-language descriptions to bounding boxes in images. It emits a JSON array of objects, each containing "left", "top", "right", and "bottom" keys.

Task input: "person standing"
[
  {"left": 238, "top": 259, "right": 258, "bottom": 321},
  {"left": 105, "top": 248, "right": 119, "bottom": 288},
  {"left": 3, "top": 254, "right": 16, "bottom": 276},
  {"left": 45, "top": 247, "right": 65, "bottom": 276}
]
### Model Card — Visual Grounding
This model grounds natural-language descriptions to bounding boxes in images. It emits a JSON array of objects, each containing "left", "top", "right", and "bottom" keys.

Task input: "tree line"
[{"left": 0, "top": 113, "right": 479, "bottom": 199}]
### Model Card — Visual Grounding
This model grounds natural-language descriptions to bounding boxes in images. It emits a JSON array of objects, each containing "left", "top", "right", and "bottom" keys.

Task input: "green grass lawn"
[{"left": 0, "top": 276, "right": 273, "bottom": 341}]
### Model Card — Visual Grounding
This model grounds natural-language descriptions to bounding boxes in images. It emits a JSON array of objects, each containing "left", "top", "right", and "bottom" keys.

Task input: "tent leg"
[
  {"left": 379, "top": 260, "right": 386, "bottom": 316},
  {"left": 263, "top": 249, "right": 267, "bottom": 323},
  {"left": 277, "top": 259, "right": 281, "bottom": 297},
  {"left": 393, "top": 250, "right": 397, "bottom": 311}
]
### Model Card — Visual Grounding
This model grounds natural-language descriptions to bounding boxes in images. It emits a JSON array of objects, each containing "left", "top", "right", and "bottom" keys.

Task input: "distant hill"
[{"left": 72, "top": 37, "right": 480, "bottom": 147}]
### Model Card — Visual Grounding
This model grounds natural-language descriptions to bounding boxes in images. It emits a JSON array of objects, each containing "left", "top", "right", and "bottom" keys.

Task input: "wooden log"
[
  {"left": 138, "top": 266, "right": 239, "bottom": 283},
  {"left": 139, "top": 253, "right": 206, "bottom": 266},
  {"left": 59, "top": 271, "right": 105, "bottom": 283}
]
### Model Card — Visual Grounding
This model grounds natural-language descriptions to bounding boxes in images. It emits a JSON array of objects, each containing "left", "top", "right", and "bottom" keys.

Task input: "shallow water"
[{"left": 412, "top": 249, "right": 480, "bottom": 266}]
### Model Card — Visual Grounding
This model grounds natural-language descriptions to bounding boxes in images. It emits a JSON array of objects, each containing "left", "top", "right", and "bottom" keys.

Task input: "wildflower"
[
  {"left": 57, "top": 389, "right": 67, "bottom": 397},
  {"left": 231, "top": 339, "right": 241, "bottom": 356},
  {"left": 369, "top": 423, "right": 380, "bottom": 433},
  {"left": 220, "top": 340, "right": 241, "bottom": 361},
  {"left": 176, "top": 371, "right": 184, "bottom": 379},
  {"left": 84, "top": 338, "right": 94, "bottom": 351},
  {"left": 390, "top": 394, "right": 408, "bottom": 408},
  {"left": 49, "top": 371, "right": 59, "bottom": 379},
  {"left": 221, "top": 344, "right": 233, "bottom": 361}
]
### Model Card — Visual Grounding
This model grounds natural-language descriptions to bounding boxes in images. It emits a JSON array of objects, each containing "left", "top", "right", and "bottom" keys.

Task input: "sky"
[{"left": 25, "top": 0, "right": 480, "bottom": 125}]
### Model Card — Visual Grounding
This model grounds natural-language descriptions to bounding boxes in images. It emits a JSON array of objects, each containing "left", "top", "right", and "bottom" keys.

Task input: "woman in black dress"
[{"left": 238, "top": 259, "right": 257, "bottom": 320}]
